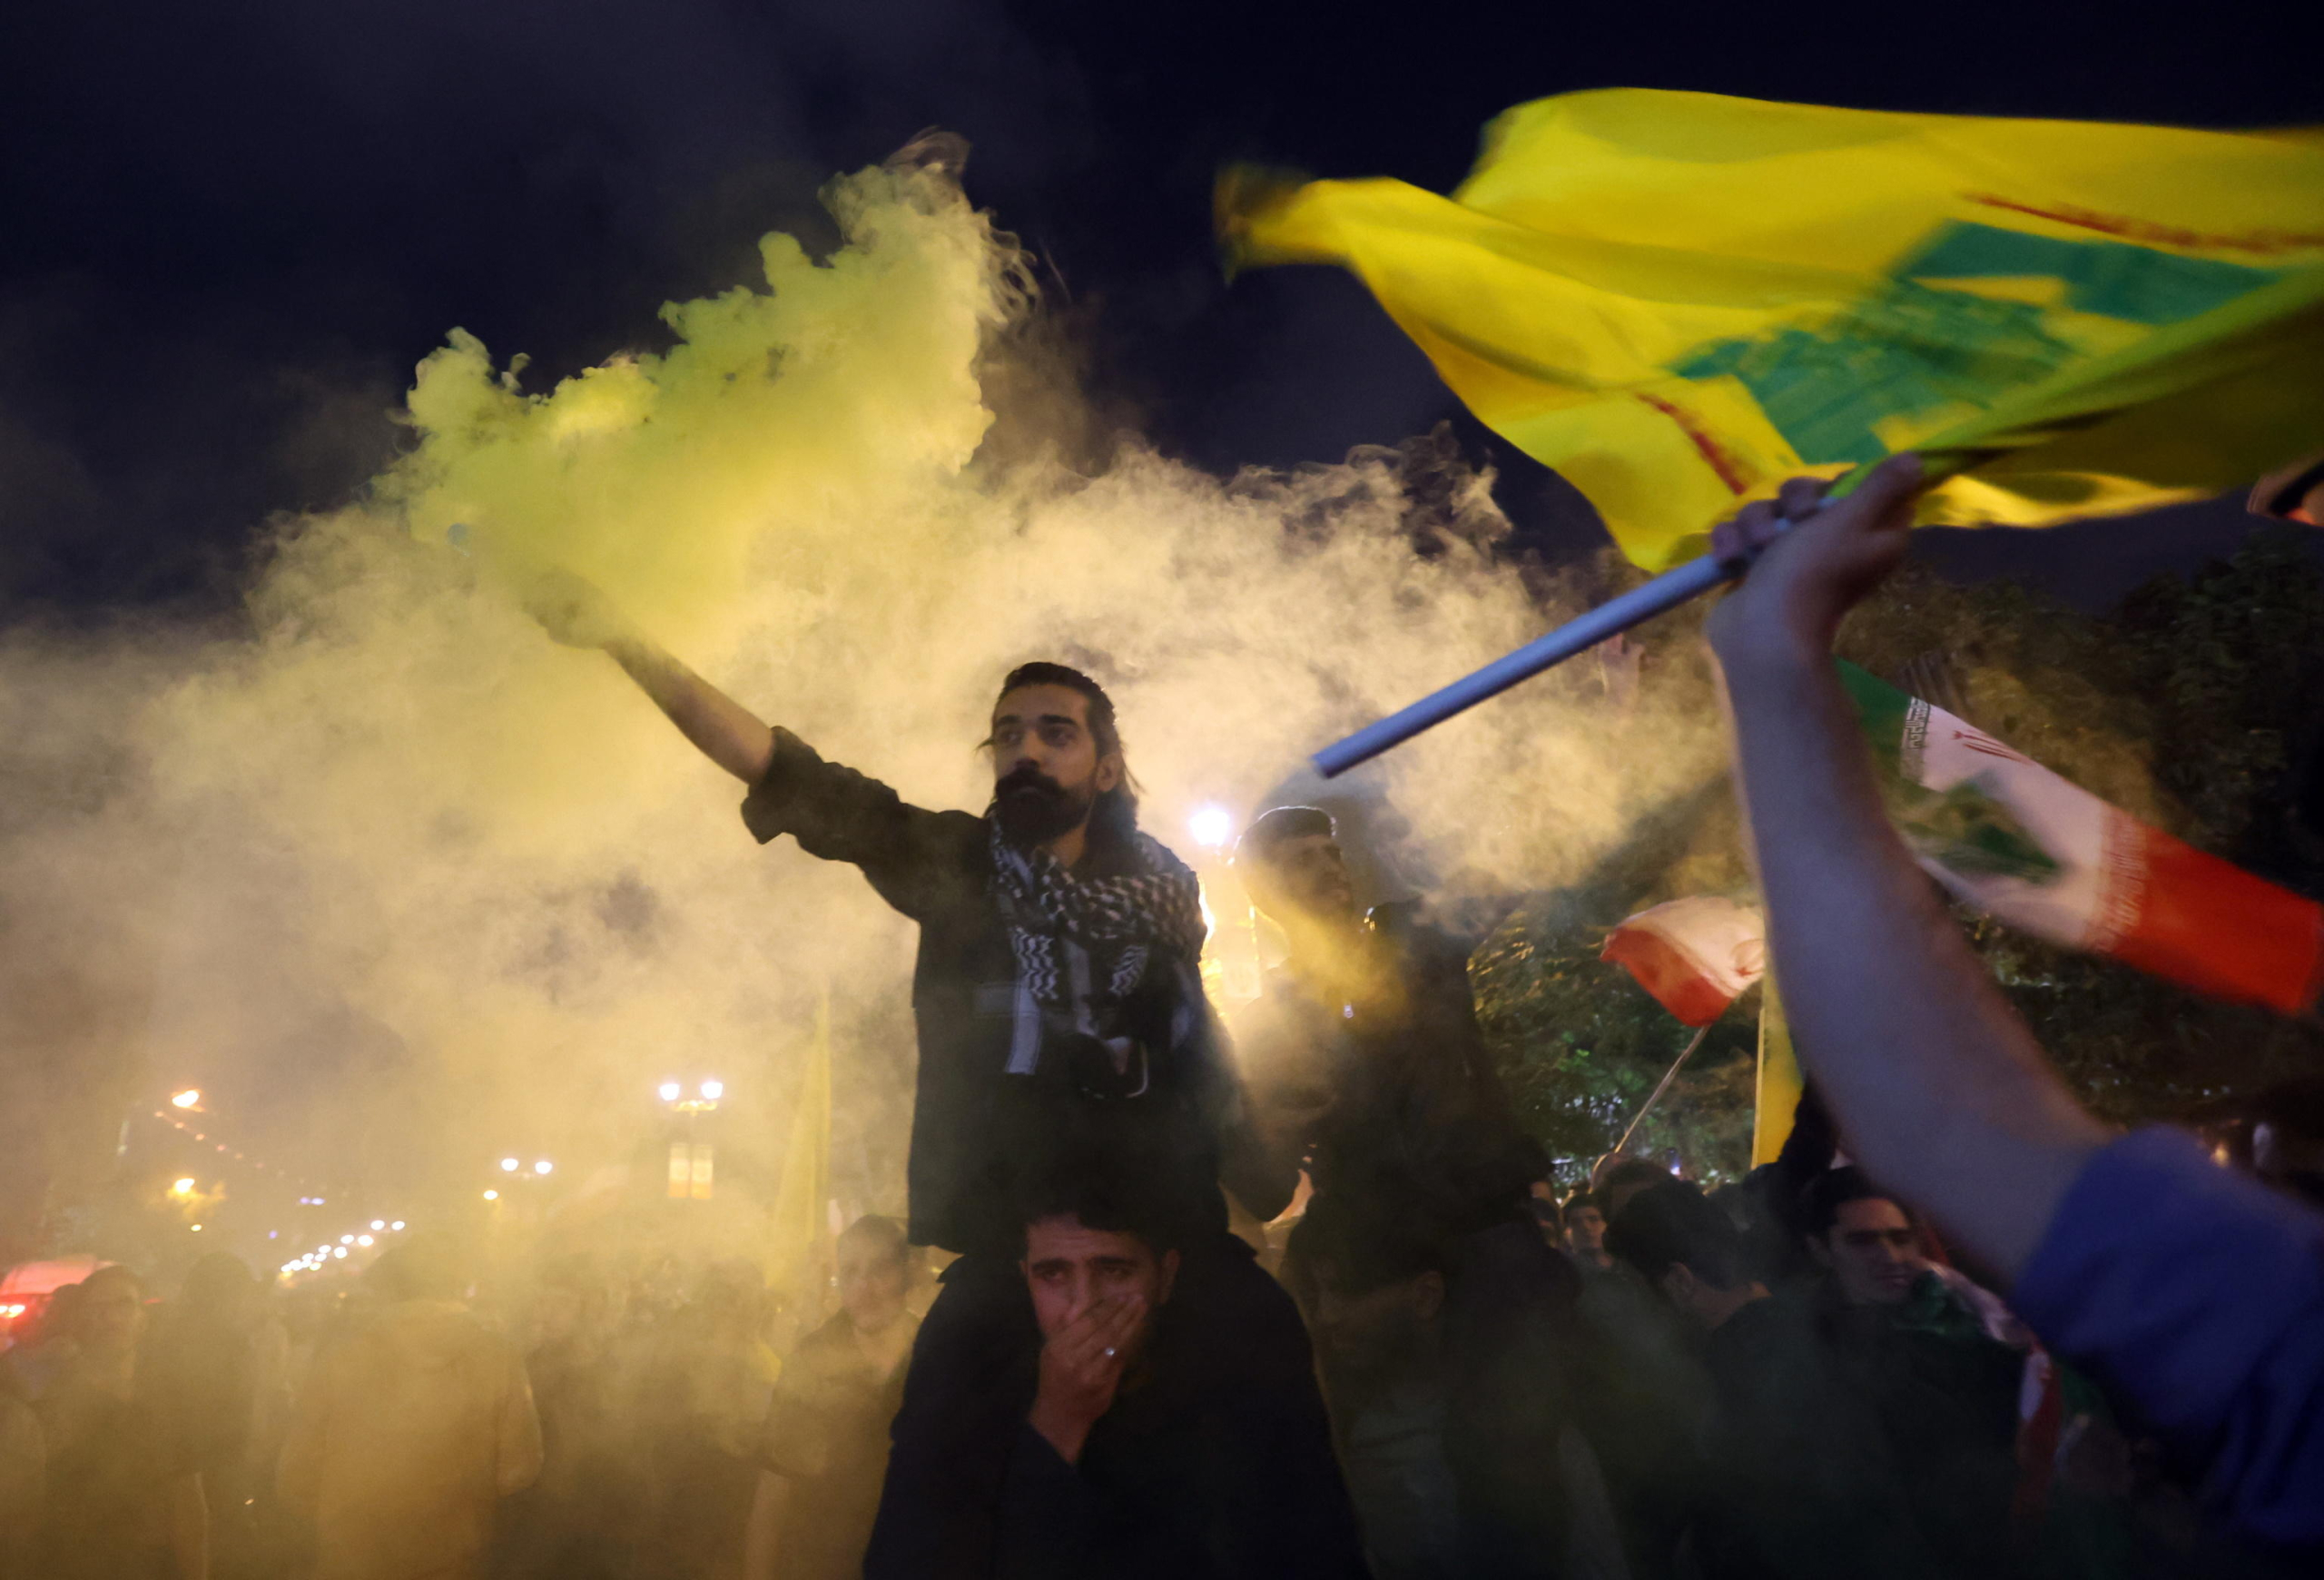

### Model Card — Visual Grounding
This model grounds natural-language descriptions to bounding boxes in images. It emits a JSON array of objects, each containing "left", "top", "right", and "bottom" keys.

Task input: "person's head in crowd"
[
  {"left": 1802, "top": 1168, "right": 1928, "bottom": 1307},
  {"left": 179, "top": 1252, "right": 261, "bottom": 1326},
  {"left": 1234, "top": 806, "right": 1356, "bottom": 932},
  {"left": 1562, "top": 1190, "right": 1613, "bottom": 1269},
  {"left": 1595, "top": 1156, "right": 1679, "bottom": 1224},
  {"left": 2248, "top": 1076, "right": 2324, "bottom": 1209},
  {"left": 1296, "top": 1196, "right": 1444, "bottom": 1378},
  {"left": 837, "top": 1215, "right": 918, "bottom": 1338},
  {"left": 691, "top": 1258, "right": 772, "bottom": 1342},
  {"left": 30, "top": 1279, "right": 86, "bottom": 1348},
  {"left": 529, "top": 1254, "right": 606, "bottom": 1347},
  {"left": 369, "top": 1235, "right": 467, "bottom": 1305},
  {"left": 1019, "top": 1161, "right": 1182, "bottom": 1368},
  {"left": 1527, "top": 1180, "right": 1562, "bottom": 1242},
  {"left": 1605, "top": 1181, "right": 1768, "bottom": 1330},
  {"left": 984, "top": 662, "right": 1137, "bottom": 855},
  {"left": 71, "top": 1266, "right": 148, "bottom": 1358}
]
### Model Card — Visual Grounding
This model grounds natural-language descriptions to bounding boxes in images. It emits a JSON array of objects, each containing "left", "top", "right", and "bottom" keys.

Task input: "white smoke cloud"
[{"left": 1, "top": 152, "right": 1722, "bottom": 1269}]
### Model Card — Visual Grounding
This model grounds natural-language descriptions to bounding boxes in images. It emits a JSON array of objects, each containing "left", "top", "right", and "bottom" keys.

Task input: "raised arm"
[
  {"left": 1704, "top": 457, "right": 2108, "bottom": 1281},
  {"left": 527, "top": 568, "right": 773, "bottom": 784}
]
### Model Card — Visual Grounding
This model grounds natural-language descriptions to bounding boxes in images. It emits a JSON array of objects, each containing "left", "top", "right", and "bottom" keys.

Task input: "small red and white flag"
[{"left": 1600, "top": 895, "right": 1768, "bottom": 1026}]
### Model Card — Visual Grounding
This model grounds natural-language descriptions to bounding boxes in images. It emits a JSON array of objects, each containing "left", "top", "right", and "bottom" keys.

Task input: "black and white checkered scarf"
[{"left": 988, "top": 821, "right": 1206, "bottom": 1081}]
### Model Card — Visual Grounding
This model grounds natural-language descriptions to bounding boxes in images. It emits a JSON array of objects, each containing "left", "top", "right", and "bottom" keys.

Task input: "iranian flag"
[
  {"left": 1840, "top": 661, "right": 2324, "bottom": 1015},
  {"left": 1601, "top": 895, "right": 1768, "bottom": 1025}
]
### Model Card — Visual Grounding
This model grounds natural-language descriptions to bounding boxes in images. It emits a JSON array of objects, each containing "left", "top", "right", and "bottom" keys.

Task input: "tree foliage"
[{"left": 1474, "top": 524, "right": 2324, "bottom": 1181}]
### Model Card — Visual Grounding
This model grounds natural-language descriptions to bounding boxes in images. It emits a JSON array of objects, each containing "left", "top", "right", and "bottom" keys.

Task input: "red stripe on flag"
[
  {"left": 1601, "top": 928, "right": 1738, "bottom": 1026},
  {"left": 2112, "top": 825, "right": 2324, "bottom": 1016},
  {"left": 1635, "top": 391, "right": 1752, "bottom": 495}
]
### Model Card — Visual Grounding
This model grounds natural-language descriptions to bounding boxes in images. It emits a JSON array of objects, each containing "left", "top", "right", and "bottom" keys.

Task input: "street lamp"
[
  {"left": 660, "top": 1078, "right": 723, "bottom": 1200},
  {"left": 1188, "top": 805, "right": 1235, "bottom": 850},
  {"left": 170, "top": 1177, "right": 197, "bottom": 1199},
  {"left": 482, "top": 1189, "right": 499, "bottom": 1201},
  {"left": 170, "top": 1089, "right": 202, "bottom": 1110},
  {"left": 533, "top": 1159, "right": 553, "bottom": 1176},
  {"left": 498, "top": 1157, "right": 519, "bottom": 1173}
]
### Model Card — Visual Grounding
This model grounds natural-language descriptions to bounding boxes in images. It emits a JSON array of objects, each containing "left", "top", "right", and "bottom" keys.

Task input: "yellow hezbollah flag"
[
  {"left": 1752, "top": 982, "right": 1802, "bottom": 1168},
  {"left": 1219, "top": 91, "right": 2324, "bottom": 569},
  {"left": 767, "top": 992, "right": 833, "bottom": 1291}
]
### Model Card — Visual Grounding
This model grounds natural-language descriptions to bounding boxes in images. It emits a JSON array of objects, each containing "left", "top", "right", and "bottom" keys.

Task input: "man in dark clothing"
[
  {"left": 1570, "top": 1172, "right": 1708, "bottom": 1580},
  {"left": 139, "top": 1254, "right": 287, "bottom": 1580},
  {"left": 1797, "top": 1169, "right": 2133, "bottom": 1580},
  {"left": 1610, "top": 1180, "right": 1939, "bottom": 1580},
  {"left": 1562, "top": 1190, "right": 1613, "bottom": 1274},
  {"left": 530, "top": 582, "right": 1312, "bottom": 1576},
  {"left": 990, "top": 1165, "right": 1367, "bottom": 1578},
  {"left": 1232, "top": 805, "right": 1579, "bottom": 1579},
  {"left": 1294, "top": 1192, "right": 1464, "bottom": 1580}
]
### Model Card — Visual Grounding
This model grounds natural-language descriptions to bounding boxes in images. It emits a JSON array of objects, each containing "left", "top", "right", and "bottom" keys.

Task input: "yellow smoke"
[{"left": 9, "top": 149, "right": 1728, "bottom": 1250}]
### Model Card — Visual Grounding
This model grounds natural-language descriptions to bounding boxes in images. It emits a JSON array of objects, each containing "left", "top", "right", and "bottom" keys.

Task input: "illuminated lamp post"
[{"left": 661, "top": 1079, "right": 723, "bottom": 1200}]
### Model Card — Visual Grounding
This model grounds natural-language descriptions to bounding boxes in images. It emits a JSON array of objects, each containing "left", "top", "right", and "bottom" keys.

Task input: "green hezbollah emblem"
[
  {"left": 1673, "top": 222, "right": 2281, "bottom": 469},
  {"left": 1217, "top": 90, "right": 2324, "bottom": 569}
]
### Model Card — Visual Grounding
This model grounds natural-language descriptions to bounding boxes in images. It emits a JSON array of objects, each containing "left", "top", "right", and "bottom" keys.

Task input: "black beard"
[{"left": 993, "top": 765, "right": 1095, "bottom": 845}]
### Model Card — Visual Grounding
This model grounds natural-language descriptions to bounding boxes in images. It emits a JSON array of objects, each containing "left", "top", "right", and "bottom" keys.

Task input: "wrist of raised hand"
[{"left": 1709, "top": 610, "right": 1830, "bottom": 689}]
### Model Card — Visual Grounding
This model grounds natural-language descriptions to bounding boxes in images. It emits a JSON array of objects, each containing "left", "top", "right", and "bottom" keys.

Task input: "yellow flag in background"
[
  {"left": 1752, "top": 982, "right": 1802, "bottom": 1168},
  {"left": 768, "top": 992, "right": 833, "bottom": 1292},
  {"left": 1220, "top": 91, "right": 2324, "bottom": 569}
]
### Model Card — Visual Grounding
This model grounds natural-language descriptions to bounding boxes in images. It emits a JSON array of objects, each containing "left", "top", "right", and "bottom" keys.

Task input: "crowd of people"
[
  {"left": 0, "top": 1218, "right": 933, "bottom": 1580},
  {"left": 5, "top": 456, "right": 2321, "bottom": 1578}
]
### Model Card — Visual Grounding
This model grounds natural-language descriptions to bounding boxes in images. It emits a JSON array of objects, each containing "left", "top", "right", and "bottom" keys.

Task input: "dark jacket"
[
  {"left": 742, "top": 727, "right": 1238, "bottom": 1257},
  {"left": 1236, "top": 901, "right": 1544, "bottom": 1243},
  {"left": 993, "top": 1253, "right": 1369, "bottom": 1579}
]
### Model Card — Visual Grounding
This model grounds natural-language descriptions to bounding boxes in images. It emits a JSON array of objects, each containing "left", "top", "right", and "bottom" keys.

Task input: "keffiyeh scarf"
[{"left": 988, "top": 822, "right": 1206, "bottom": 1086}]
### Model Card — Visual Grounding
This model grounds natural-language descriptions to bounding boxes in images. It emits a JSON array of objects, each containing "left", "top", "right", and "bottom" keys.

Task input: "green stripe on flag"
[
  {"left": 1837, "top": 659, "right": 2065, "bottom": 887},
  {"left": 1837, "top": 659, "right": 1914, "bottom": 775}
]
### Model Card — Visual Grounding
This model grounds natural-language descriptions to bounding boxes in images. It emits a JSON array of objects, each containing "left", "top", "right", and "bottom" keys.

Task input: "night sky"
[{"left": 4, "top": 0, "right": 2318, "bottom": 617}]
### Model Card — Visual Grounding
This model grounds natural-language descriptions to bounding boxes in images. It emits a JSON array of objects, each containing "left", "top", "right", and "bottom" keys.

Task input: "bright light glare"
[
  {"left": 657, "top": 1081, "right": 682, "bottom": 1102},
  {"left": 1188, "top": 805, "right": 1235, "bottom": 849},
  {"left": 340, "top": 1235, "right": 354, "bottom": 1245},
  {"left": 533, "top": 1159, "right": 553, "bottom": 1175},
  {"left": 356, "top": 1234, "right": 374, "bottom": 1247},
  {"left": 483, "top": 1190, "right": 499, "bottom": 1201},
  {"left": 370, "top": 1220, "right": 385, "bottom": 1230},
  {"left": 390, "top": 1220, "right": 406, "bottom": 1231},
  {"left": 190, "top": 1224, "right": 202, "bottom": 1232},
  {"left": 332, "top": 1246, "right": 348, "bottom": 1259},
  {"left": 170, "top": 1088, "right": 202, "bottom": 1109},
  {"left": 498, "top": 1157, "right": 520, "bottom": 1172},
  {"left": 170, "top": 1177, "right": 197, "bottom": 1197},
  {"left": 699, "top": 1080, "right": 724, "bottom": 1101}
]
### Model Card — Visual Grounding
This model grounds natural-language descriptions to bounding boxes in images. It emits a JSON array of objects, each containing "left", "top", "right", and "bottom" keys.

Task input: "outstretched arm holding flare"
[
  {"left": 1705, "top": 453, "right": 2112, "bottom": 1279},
  {"left": 527, "top": 568, "right": 774, "bottom": 784}
]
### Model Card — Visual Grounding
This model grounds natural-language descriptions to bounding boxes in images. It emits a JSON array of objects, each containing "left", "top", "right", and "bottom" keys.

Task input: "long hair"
[{"left": 994, "top": 661, "right": 1140, "bottom": 852}]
